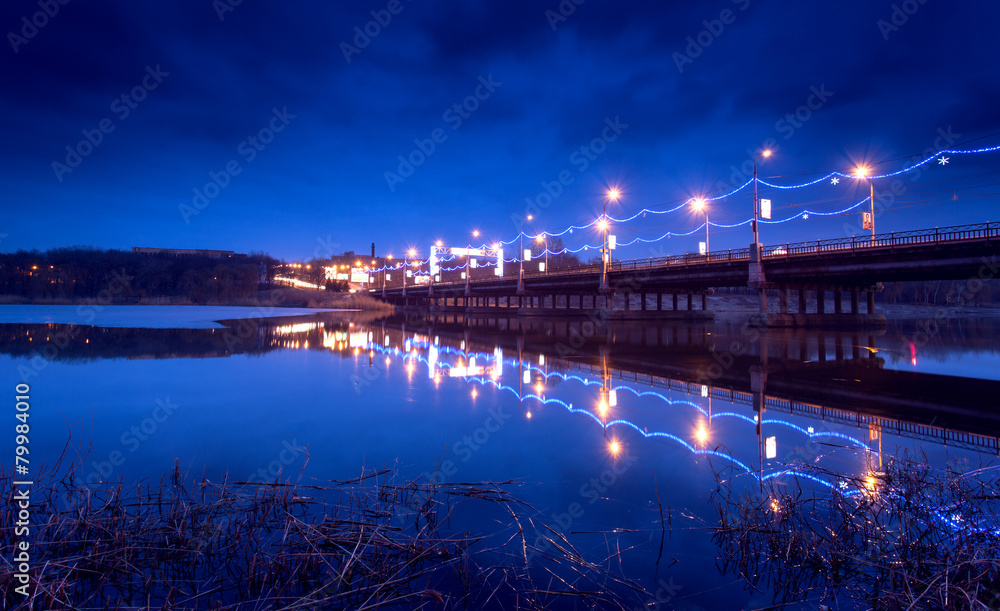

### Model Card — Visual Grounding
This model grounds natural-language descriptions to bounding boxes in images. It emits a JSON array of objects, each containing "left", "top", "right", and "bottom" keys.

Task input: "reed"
[
  {"left": 711, "top": 450, "right": 1000, "bottom": 610},
  {"left": 1, "top": 447, "right": 639, "bottom": 609}
]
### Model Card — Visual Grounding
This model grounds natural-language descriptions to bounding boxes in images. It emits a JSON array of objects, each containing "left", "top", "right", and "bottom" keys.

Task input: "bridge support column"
[
  {"left": 779, "top": 289, "right": 788, "bottom": 314},
  {"left": 641, "top": 293, "right": 647, "bottom": 311},
  {"left": 851, "top": 290, "right": 859, "bottom": 314},
  {"left": 672, "top": 293, "right": 678, "bottom": 311},
  {"left": 624, "top": 294, "right": 630, "bottom": 311},
  {"left": 798, "top": 289, "right": 807, "bottom": 314},
  {"left": 867, "top": 291, "right": 876, "bottom": 314},
  {"left": 816, "top": 290, "right": 825, "bottom": 314},
  {"left": 656, "top": 293, "right": 662, "bottom": 311},
  {"left": 834, "top": 291, "right": 843, "bottom": 314},
  {"left": 687, "top": 293, "right": 693, "bottom": 311},
  {"left": 702, "top": 293, "right": 707, "bottom": 310},
  {"left": 759, "top": 289, "right": 767, "bottom": 314}
]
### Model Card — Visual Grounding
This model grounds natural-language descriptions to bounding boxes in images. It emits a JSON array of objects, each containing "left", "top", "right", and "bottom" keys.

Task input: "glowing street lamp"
[
  {"left": 602, "top": 189, "right": 619, "bottom": 292},
  {"left": 466, "top": 229, "right": 480, "bottom": 295},
  {"left": 692, "top": 198, "right": 709, "bottom": 256},
  {"left": 535, "top": 234, "right": 548, "bottom": 274},
  {"left": 518, "top": 214, "right": 533, "bottom": 293},
  {"left": 752, "top": 150, "right": 772, "bottom": 246},
  {"left": 854, "top": 165, "right": 876, "bottom": 246},
  {"left": 403, "top": 248, "right": 417, "bottom": 296}
]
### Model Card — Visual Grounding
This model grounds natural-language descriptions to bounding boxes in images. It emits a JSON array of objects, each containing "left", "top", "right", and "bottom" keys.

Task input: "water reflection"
[{"left": 2, "top": 309, "right": 998, "bottom": 608}]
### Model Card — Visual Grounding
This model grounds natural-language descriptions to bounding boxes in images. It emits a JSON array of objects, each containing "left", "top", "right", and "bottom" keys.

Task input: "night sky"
[{"left": 3, "top": 1, "right": 999, "bottom": 262}]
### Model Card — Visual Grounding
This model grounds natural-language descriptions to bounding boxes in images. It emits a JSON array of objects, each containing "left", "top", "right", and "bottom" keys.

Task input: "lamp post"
[
  {"left": 382, "top": 254, "right": 392, "bottom": 296},
  {"left": 602, "top": 189, "right": 619, "bottom": 293},
  {"left": 854, "top": 166, "right": 876, "bottom": 246},
  {"left": 518, "top": 215, "right": 532, "bottom": 293},
  {"left": 692, "top": 198, "right": 709, "bottom": 256},
  {"left": 752, "top": 150, "right": 772, "bottom": 247},
  {"left": 403, "top": 248, "right": 416, "bottom": 296},
  {"left": 466, "top": 229, "right": 479, "bottom": 295},
  {"left": 535, "top": 234, "right": 548, "bottom": 274}
]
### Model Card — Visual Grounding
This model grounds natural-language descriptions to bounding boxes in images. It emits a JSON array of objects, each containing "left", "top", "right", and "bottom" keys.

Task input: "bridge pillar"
[
  {"left": 851, "top": 290, "right": 859, "bottom": 314},
  {"left": 798, "top": 289, "right": 807, "bottom": 314},
  {"left": 702, "top": 293, "right": 707, "bottom": 310},
  {"left": 867, "top": 291, "right": 876, "bottom": 314},
  {"left": 759, "top": 288, "right": 767, "bottom": 314},
  {"left": 816, "top": 290, "right": 825, "bottom": 314},
  {"left": 641, "top": 293, "right": 647, "bottom": 311},
  {"left": 779, "top": 289, "right": 788, "bottom": 314},
  {"left": 624, "top": 293, "right": 631, "bottom": 311},
  {"left": 687, "top": 293, "right": 693, "bottom": 311},
  {"left": 672, "top": 293, "right": 678, "bottom": 310},
  {"left": 656, "top": 293, "right": 662, "bottom": 311},
  {"left": 834, "top": 291, "right": 843, "bottom": 314}
]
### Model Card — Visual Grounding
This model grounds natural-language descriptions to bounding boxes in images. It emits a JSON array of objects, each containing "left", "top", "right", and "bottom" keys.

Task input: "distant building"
[{"left": 132, "top": 247, "right": 244, "bottom": 258}]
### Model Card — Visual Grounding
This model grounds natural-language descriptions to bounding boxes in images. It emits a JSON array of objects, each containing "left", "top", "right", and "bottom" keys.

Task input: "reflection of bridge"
[
  {"left": 378, "top": 222, "right": 1000, "bottom": 328},
  {"left": 368, "top": 314, "right": 1000, "bottom": 454}
]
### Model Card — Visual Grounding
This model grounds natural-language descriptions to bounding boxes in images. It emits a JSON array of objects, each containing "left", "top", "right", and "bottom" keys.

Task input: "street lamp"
[
  {"left": 692, "top": 198, "right": 709, "bottom": 256},
  {"left": 601, "top": 189, "right": 619, "bottom": 292},
  {"left": 854, "top": 166, "right": 876, "bottom": 246},
  {"left": 466, "top": 229, "right": 479, "bottom": 295},
  {"left": 403, "top": 248, "right": 416, "bottom": 296},
  {"left": 518, "top": 215, "right": 533, "bottom": 293},
  {"left": 535, "top": 234, "right": 548, "bottom": 274},
  {"left": 752, "top": 150, "right": 772, "bottom": 246}
]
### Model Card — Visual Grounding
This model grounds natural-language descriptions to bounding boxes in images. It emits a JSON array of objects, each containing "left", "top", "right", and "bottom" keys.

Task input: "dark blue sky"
[{"left": 3, "top": 0, "right": 999, "bottom": 261}]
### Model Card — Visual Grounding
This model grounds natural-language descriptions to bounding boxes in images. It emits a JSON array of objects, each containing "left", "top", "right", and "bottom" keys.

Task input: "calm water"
[{"left": 2, "top": 306, "right": 999, "bottom": 609}]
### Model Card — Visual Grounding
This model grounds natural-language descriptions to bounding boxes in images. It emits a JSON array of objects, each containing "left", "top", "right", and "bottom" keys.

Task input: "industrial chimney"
[{"left": 371, "top": 242, "right": 375, "bottom": 259}]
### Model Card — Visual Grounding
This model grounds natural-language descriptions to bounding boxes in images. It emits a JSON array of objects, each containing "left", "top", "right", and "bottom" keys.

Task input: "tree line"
[{"left": 0, "top": 247, "right": 280, "bottom": 303}]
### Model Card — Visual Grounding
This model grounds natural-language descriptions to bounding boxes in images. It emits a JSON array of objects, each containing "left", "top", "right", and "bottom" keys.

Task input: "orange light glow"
[
  {"left": 691, "top": 198, "right": 706, "bottom": 212},
  {"left": 695, "top": 425, "right": 708, "bottom": 444},
  {"left": 609, "top": 440, "right": 620, "bottom": 455},
  {"left": 607, "top": 188, "right": 620, "bottom": 201},
  {"left": 762, "top": 149, "right": 772, "bottom": 158}
]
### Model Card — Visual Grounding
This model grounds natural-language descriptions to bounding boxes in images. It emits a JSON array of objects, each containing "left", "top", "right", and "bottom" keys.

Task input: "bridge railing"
[
  {"left": 383, "top": 220, "right": 998, "bottom": 291},
  {"left": 776, "top": 220, "right": 998, "bottom": 256}
]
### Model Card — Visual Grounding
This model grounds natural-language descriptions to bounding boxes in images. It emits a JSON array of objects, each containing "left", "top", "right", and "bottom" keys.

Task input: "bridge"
[{"left": 375, "top": 221, "right": 999, "bottom": 328}]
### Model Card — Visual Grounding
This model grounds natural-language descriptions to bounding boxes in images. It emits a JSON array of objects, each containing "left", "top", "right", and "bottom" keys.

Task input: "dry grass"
[
  {"left": 711, "top": 450, "right": 1000, "bottom": 609},
  {"left": 0, "top": 444, "right": 640, "bottom": 609}
]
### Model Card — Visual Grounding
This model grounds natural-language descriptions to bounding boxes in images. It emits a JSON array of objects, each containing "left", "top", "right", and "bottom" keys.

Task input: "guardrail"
[{"left": 380, "top": 220, "right": 999, "bottom": 292}]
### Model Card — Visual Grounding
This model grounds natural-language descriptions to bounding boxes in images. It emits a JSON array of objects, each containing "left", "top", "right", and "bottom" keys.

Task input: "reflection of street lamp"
[
  {"left": 752, "top": 150, "right": 772, "bottom": 246},
  {"left": 692, "top": 198, "right": 709, "bottom": 256},
  {"left": 518, "top": 215, "right": 533, "bottom": 293},
  {"left": 602, "top": 189, "right": 619, "bottom": 292},
  {"left": 854, "top": 166, "right": 876, "bottom": 246}
]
